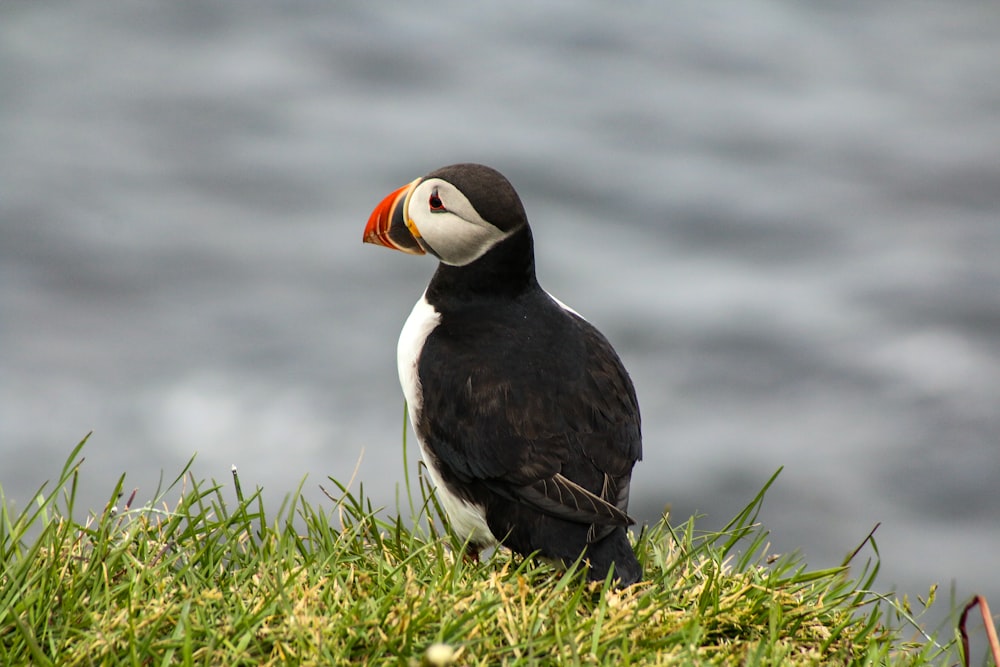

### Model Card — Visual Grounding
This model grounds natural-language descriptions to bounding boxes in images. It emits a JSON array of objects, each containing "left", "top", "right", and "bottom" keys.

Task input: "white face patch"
[{"left": 405, "top": 177, "right": 514, "bottom": 266}]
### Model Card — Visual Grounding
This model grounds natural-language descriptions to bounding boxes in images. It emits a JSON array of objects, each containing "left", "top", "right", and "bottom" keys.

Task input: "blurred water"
[{"left": 3, "top": 1, "right": 999, "bottom": 628}]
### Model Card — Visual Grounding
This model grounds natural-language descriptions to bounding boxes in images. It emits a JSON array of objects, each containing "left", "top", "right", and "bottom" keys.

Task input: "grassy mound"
[{"left": 1, "top": 436, "right": 951, "bottom": 665}]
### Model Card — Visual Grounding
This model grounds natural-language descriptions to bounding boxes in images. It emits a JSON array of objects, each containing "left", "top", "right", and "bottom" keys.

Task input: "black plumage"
[{"left": 365, "top": 163, "right": 643, "bottom": 586}]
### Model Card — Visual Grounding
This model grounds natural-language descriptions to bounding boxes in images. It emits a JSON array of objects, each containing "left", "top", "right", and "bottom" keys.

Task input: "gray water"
[{"left": 3, "top": 1, "right": 999, "bottom": 630}]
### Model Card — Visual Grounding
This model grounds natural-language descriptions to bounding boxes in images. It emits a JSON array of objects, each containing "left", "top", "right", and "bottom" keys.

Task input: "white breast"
[
  {"left": 396, "top": 293, "right": 440, "bottom": 415},
  {"left": 396, "top": 293, "right": 496, "bottom": 546}
]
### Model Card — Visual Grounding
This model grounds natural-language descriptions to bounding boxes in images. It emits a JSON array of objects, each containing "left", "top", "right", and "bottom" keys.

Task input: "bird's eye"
[{"left": 429, "top": 191, "right": 446, "bottom": 212}]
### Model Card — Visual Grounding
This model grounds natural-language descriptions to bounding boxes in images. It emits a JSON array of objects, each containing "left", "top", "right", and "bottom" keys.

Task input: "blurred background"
[{"left": 2, "top": 0, "right": 998, "bottom": 633}]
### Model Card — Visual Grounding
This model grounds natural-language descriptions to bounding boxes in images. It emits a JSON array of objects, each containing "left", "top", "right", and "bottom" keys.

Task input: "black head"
[{"left": 365, "top": 163, "right": 530, "bottom": 267}]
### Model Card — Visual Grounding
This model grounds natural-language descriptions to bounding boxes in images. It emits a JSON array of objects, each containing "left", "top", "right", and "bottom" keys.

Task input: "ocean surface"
[{"left": 3, "top": 1, "right": 999, "bottom": 631}]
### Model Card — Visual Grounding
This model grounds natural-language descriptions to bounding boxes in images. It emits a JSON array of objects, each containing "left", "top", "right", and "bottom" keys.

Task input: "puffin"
[{"left": 363, "top": 163, "right": 642, "bottom": 587}]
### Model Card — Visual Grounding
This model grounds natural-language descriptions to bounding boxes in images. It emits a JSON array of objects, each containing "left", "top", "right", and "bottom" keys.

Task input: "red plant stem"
[{"left": 959, "top": 595, "right": 999, "bottom": 667}]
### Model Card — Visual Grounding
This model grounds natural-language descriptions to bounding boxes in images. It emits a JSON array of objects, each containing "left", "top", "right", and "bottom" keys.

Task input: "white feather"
[
  {"left": 396, "top": 293, "right": 496, "bottom": 546},
  {"left": 396, "top": 293, "right": 439, "bottom": 414},
  {"left": 547, "top": 291, "right": 583, "bottom": 319}
]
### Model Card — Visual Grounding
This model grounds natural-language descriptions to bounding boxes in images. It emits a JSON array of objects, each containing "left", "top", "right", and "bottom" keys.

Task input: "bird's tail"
[{"left": 584, "top": 527, "right": 641, "bottom": 588}]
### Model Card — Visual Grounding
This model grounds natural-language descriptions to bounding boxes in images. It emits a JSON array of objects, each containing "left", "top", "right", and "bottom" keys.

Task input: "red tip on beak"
[{"left": 363, "top": 179, "right": 425, "bottom": 255}]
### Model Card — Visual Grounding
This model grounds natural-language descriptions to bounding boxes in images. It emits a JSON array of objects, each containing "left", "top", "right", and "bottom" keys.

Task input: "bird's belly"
[
  {"left": 416, "top": 437, "right": 497, "bottom": 547},
  {"left": 397, "top": 294, "right": 495, "bottom": 547}
]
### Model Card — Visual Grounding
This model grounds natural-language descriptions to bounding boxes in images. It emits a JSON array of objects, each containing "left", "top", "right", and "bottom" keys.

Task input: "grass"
[{"left": 0, "top": 433, "right": 961, "bottom": 665}]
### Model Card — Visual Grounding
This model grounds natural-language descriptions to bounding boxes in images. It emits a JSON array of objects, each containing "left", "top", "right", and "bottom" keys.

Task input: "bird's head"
[{"left": 364, "top": 163, "right": 528, "bottom": 267}]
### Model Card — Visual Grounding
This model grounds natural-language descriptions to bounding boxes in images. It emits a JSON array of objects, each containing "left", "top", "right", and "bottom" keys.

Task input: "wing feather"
[{"left": 414, "top": 292, "right": 642, "bottom": 535}]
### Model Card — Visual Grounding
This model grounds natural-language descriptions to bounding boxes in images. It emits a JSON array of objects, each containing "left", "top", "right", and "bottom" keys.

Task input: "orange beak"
[{"left": 363, "top": 178, "right": 425, "bottom": 255}]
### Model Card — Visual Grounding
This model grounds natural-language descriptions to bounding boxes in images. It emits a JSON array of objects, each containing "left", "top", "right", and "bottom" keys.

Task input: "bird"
[{"left": 363, "top": 163, "right": 643, "bottom": 587}]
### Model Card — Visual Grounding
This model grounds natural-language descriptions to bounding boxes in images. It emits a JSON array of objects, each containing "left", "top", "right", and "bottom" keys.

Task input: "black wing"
[{"left": 415, "top": 293, "right": 642, "bottom": 540}]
